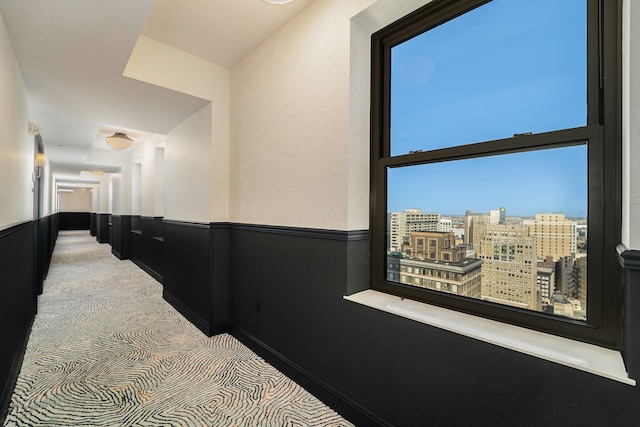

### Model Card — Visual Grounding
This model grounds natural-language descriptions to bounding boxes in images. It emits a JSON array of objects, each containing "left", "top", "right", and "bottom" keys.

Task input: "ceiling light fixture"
[
  {"left": 90, "top": 170, "right": 105, "bottom": 176},
  {"left": 263, "top": 0, "right": 294, "bottom": 4},
  {"left": 106, "top": 132, "right": 134, "bottom": 151}
]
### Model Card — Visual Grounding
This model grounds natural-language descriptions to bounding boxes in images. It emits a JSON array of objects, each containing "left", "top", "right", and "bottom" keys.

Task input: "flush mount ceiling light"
[
  {"left": 262, "top": 0, "right": 294, "bottom": 4},
  {"left": 90, "top": 170, "right": 104, "bottom": 176},
  {"left": 106, "top": 132, "right": 134, "bottom": 151}
]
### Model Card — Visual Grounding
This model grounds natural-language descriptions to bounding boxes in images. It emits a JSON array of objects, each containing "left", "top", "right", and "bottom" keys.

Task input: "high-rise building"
[
  {"left": 499, "top": 207, "right": 506, "bottom": 224},
  {"left": 476, "top": 223, "right": 539, "bottom": 311},
  {"left": 537, "top": 255, "right": 556, "bottom": 305},
  {"left": 396, "top": 231, "right": 483, "bottom": 298},
  {"left": 463, "top": 210, "right": 489, "bottom": 250},
  {"left": 524, "top": 213, "right": 577, "bottom": 261},
  {"left": 556, "top": 255, "right": 576, "bottom": 297},
  {"left": 489, "top": 209, "right": 500, "bottom": 225},
  {"left": 438, "top": 217, "right": 452, "bottom": 232},
  {"left": 388, "top": 209, "right": 440, "bottom": 252},
  {"left": 574, "top": 255, "right": 587, "bottom": 311}
]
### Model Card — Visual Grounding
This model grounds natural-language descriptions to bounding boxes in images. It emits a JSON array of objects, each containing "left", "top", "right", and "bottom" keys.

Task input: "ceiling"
[{"left": 0, "top": 0, "right": 314, "bottom": 182}]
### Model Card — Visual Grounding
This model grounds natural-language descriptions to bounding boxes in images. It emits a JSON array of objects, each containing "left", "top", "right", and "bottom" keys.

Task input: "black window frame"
[{"left": 370, "top": 0, "right": 622, "bottom": 348}]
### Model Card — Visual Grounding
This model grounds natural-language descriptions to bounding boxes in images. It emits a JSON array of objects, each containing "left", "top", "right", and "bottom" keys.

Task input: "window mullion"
[{"left": 382, "top": 125, "right": 600, "bottom": 168}]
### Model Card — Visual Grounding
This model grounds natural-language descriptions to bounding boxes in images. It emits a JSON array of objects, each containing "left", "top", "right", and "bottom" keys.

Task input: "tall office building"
[
  {"left": 574, "top": 256, "right": 587, "bottom": 311},
  {"left": 489, "top": 209, "right": 500, "bottom": 225},
  {"left": 388, "top": 209, "right": 441, "bottom": 252},
  {"left": 524, "top": 213, "right": 577, "bottom": 261},
  {"left": 537, "top": 255, "right": 556, "bottom": 305},
  {"left": 476, "top": 223, "right": 540, "bottom": 311},
  {"left": 556, "top": 255, "right": 576, "bottom": 297},
  {"left": 463, "top": 210, "right": 489, "bottom": 250}
]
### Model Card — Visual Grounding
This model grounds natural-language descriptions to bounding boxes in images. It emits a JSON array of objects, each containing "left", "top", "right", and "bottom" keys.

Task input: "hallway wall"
[
  {"left": 164, "top": 103, "right": 212, "bottom": 224},
  {"left": 3, "top": 0, "right": 640, "bottom": 425},
  {"left": 0, "top": 9, "right": 39, "bottom": 420},
  {"left": 225, "top": 0, "right": 640, "bottom": 425},
  {"left": 0, "top": 8, "right": 32, "bottom": 228},
  {"left": 58, "top": 189, "right": 92, "bottom": 213},
  {"left": 230, "top": 0, "right": 371, "bottom": 230}
]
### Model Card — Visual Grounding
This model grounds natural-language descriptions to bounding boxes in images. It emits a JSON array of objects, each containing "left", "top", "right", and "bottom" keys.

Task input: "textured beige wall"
[
  {"left": 230, "top": 0, "right": 373, "bottom": 230},
  {"left": 0, "top": 11, "right": 33, "bottom": 228}
]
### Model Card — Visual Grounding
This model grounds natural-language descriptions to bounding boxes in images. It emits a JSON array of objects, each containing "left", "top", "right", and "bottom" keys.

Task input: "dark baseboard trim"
[
  {"left": 228, "top": 325, "right": 390, "bottom": 427},
  {"left": 163, "top": 290, "right": 210, "bottom": 336},
  {"left": 97, "top": 237, "right": 110, "bottom": 244},
  {"left": 111, "top": 248, "right": 127, "bottom": 260},
  {"left": 229, "top": 223, "right": 369, "bottom": 241},
  {"left": 618, "top": 244, "right": 640, "bottom": 271},
  {"left": 0, "top": 311, "right": 34, "bottom": 425},
  {"left": 131, "top": 258, "right": 163, "bottom": 284}
]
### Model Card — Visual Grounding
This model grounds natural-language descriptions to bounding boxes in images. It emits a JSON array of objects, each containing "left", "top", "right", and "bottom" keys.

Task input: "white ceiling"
[{"left": 0, "top": 0, "right": 314, "bottom": 179}]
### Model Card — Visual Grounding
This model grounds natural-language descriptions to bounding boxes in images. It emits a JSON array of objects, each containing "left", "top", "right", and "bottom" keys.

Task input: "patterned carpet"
[{"left": 4, "top": 231, "right": 352, "bottom": 427}]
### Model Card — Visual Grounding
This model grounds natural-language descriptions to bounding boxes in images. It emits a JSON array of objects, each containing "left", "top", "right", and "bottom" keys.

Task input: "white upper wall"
[
  {"left": 231, "top": 0, "right": 377, "bottom": 230},
  {"left": 164, "top": 103, "right": 212, "bottom": 223},
  {"left": 0, "top": 10, "right": 33, "bottom": 228},
  {"left": 130, "top": 137, "right": 162, "bottom": 217},
  {"left": 154, "top": 147, "right": 165, "bottom": 216},
  {"left": 125, "top": 34, "right": 230, "bottom": 223},
  {"left": 58, "top": 189, "right": 91, "bottom": 212}
]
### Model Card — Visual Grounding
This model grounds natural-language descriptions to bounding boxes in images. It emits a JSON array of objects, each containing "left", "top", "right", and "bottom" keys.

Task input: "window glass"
[
  {"left": 390, "top": 0, "right": 586, "bottom": 155},
  {"left": 386, "top": 145, "right": 588, "bottom": 320}
]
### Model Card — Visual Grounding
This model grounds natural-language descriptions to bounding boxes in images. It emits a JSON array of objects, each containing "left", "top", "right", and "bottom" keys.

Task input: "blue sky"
[{"left": 388, "top": 0, "right": 587, "bottom": 218}]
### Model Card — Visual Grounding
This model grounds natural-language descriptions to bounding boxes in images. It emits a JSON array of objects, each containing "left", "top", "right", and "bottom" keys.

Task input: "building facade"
[
  {"left": 476, "top": 223, "right": 540, "bottom": 311},
  {"left": 392, "top": 231, "right": 483, "bottom": 298},
  {"left": 388, "top": 209, "right": 440, "bottom": 252},
  {"left": 524, "top": 213, "right": 577, "bottom": 261}
]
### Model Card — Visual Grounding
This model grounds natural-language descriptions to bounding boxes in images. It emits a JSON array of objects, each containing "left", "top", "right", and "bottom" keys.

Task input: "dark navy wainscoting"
[
  {"left": 228, "top": 226, "right": 640, "bottom": 427},
  {"left": 129, "top": 217, "right": 163, "bottom": 283},
  {"left": 90, "top": 212, "right": 97, "bottom": 236},
  {"left": 619, "top": 245, "right": 640, "bottom": 381},
  {"left": 58, "top": 212, "right": 90, "bottom": 230},
  {"left": 162, "top": 221, "right": 228, "bottom": 336},
  {"left": 0, "top": 216, "right": 57, "bottom": 423},
  {"left": 110, "top": 215, "right": 132, "bottom": 260},
  {"left": 96, "top": 214, "right": 110, "bottom": 244},
  {"left": 36, "top": 214, "right": 57, "bottom": 296}
]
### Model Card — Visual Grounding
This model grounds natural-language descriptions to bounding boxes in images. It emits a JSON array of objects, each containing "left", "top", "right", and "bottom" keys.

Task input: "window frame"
[{"left": 369, "top": 0, "right": 622, "bottom": 349}]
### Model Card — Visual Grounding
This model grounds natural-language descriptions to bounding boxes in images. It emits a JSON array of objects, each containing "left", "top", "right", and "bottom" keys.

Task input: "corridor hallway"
[{"left": 3, "top": 231, "right": 352, "bottom": 427}]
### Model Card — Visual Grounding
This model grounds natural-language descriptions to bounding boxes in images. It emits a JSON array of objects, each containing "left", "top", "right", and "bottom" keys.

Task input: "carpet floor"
[{"left": 3, "top": 230, "right": 352, "bottom": 427}]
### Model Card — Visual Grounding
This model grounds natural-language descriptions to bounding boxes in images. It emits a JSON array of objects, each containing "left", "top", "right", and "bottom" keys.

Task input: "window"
[{"left": 370, "top": 0, "right": 621, "bottom": 348}]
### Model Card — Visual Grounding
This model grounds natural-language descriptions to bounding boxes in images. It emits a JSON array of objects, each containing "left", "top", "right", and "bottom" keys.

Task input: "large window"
[{"left": 370, "top": 0, "right": 621, "bottom": 348}]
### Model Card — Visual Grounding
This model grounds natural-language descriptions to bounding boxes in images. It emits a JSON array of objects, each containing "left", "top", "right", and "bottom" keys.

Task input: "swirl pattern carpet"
[{"left": 3, "top": 231, "right": 352, "bottom": 427}]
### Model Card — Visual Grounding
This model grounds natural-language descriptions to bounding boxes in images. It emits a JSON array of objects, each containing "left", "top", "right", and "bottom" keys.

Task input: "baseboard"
[
  {"left": 228, "top": 325, "right": 390, "bottom": 427},
  {"left": 163, "top": 290, "right": 211, "bottom": 336},
  {"left": 131, "top": 258, "right": 163, "bottom": 284},
  {"left": 111, "top": 248, "right": 126, "bottom": 260},
  {"left": 0, "top": 310, "right": 35, "bottom": 425}
]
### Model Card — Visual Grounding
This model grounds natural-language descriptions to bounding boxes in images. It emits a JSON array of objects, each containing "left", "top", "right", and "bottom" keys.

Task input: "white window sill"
[{"left": 344, "top": 290, "right": 636, "bottom": 386}]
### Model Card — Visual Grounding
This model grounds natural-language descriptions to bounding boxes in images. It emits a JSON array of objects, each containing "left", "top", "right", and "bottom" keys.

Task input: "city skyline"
[{"left": 387, "top": 144, "right": 588, "bottom": 218}]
